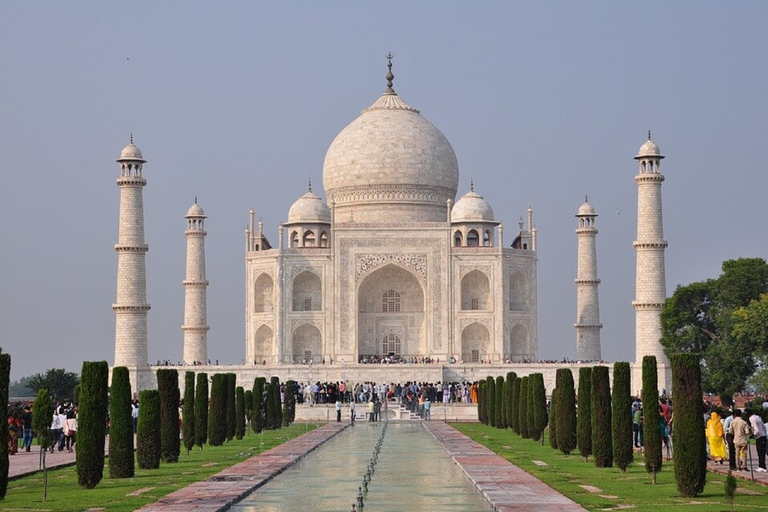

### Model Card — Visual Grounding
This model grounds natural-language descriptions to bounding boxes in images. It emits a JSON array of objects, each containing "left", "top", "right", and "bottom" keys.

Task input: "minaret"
[
  {"left": 113, "top": 136, "right": 151, "bottom": 391},
  {"left": 575, "top": 197, "right": 602, "bottom": 361},
  {"left": 182, "top": 199, "right": 210, "bottom": 365},
  {"left": 632, "top": 132, "right": 668, "bottom": 364}
]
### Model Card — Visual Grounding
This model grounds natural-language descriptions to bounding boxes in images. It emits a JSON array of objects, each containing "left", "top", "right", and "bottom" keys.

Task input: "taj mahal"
[{"left": 112, "top": 56, "right": 670, "bottom": 394}]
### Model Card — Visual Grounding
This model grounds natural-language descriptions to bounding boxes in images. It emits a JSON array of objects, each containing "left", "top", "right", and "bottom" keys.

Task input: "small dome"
[
  {"left": 117, "top": 142, "right": 146, "bottom": 163},
  {"left": 452, "top": 188, "right": 495, "bottom": 223},
  {"left": 186, "top": 202, "right": 206, "bottom": 218},
  {"left": 635, "top": 133, "right": 664, "bottom": 159},
  {"left": 577, "top": 201, "right": 595, "bottom": 216},
  {"left": 287, "top": 190, "right": 331, "bottom": 225}
]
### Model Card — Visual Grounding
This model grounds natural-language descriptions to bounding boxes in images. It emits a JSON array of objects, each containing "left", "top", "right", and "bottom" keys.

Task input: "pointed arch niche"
[
  {"left": 461, "top": 269, "right": 490, "bottom": 311},
  {"left": 292, "top": 271, "right": 322, "bottom": 311},
  {"left": 461, "top": 322, "right": 490, "bottom": 363},
  {"left": 254, "top": 273, "right": 274, "bottom": 312},
  {"left": 254, "top": 324, "right": 273, "bottom": 363},
  {"left": 510, "top": 323, "right": 528, "bottom": 361},
  {"left": 509, "top": 271, "right": 528, "bottom": 311},
  {"left": 292, "top": 323, "right": 322, "bottom": 363}
]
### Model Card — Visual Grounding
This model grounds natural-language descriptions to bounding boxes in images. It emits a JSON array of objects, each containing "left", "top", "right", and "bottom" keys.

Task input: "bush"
[
  {"left": 477, "top": 380, "right": 486, "bottom": 424},
  {"left": 0, "top": 352, "right": 9, "bottom": 498},
  {"left": 612, "top": 362, "right": 634, "bottom": 472},
  {"left": 244, "top": 389, "right": 253, "bottom": 426},
  {"left": 506, "top": 372, "right": 517, "bottom": 430},
  {"left": 556, "top": 369, "right": 576, "bottom": 455},
  {"left": 157, "top": 369, "right": 180, "bottom": 463},
  {"left": 577, "top": 367, "right": 592, "bottom": 461},
  {"left": 77, "top": 361, "right": 109, "bottom": 488},
  {"left": 530, "top": 373, "right": 548, "bottom": 442},
  {"left": 136, "top": 389, "right": 161, "bottom": 469},
  {"left": 226, "top": 373, "right": 237, "bottom": 441},
  {"left": 511, "top": 377, "right": 521, "bottom": 433},
  {"left": 518, "top": 376, "right": 529, "bottom": 438},
  {"left": 235, "top": 386, "right": 246, "bottom": 439},
  {"left": 183, "top": 371, "right": 195, "bottom": 454},
  {"left": 591, "top": 366, "right": 612, "bottom": 467},
  {"left": 32, "top": 388, "right": 53, "bottom": 451},
  {"left": 495, "top": 376, "right": 504, "bottom": 428},
  {"left": 671, "top": 353, "right": 707, "bottom": 497},
  {"left": 109, "top": 367, "right": 134, "bottom": 478},
  {"left": 252, "top": 377, "right": 266, "bottom": 433},
  {"left": 642, "top": 356, "right": 662, "bottom": 480},
  {"left": 549, "top": 387, "right": 558, "bottom": 449},
  {"left": 282, "top": 380, "right": 296, "bottom": 427},
  {"left": 487, "top": 376, "right": 497, "bottom": 428},
  {"left": 194, "top": 373, "right": 208, "bottom": 449},
  {"left": 208, "top": 374, "right": 227, "bottom": 446}
]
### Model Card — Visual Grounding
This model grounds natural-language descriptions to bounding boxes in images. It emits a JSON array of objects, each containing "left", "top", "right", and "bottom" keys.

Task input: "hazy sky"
[{"left": 2, "top": 3, "right": 767, "bottom": 381}]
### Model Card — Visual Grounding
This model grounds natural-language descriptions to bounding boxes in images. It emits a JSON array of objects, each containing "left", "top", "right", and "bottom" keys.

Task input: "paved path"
[
  {"left": 9, "top": 446, "right": 79, "bottom": 479},
  {"left": 423, "top": 422, "right": 586, "bottom": 512},
  {"left": 706, "top": 443, "right": 768, "bottom": 486},
  {"left": 137, "top": 422, "right": 348, "bottom": 511}
]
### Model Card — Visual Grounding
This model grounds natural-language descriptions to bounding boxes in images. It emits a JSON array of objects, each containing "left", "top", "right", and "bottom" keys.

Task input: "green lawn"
[
  {"left": 1, "top": 424, "right": 319, "bottom": 511},
  {"left": 453, "top": 423, "right": 767, "bottom": 511}
]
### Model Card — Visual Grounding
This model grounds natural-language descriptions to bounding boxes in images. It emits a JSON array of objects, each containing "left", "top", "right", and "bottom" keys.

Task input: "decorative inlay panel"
[
  {"left": 459, "top": 317, "right": 493, "bottom": 333},
  {"left": 459, "top": 265, "right": 492, "bottom": 279},
  {"left": 355, "top": 254, "right": 427, "bottom": 281}
]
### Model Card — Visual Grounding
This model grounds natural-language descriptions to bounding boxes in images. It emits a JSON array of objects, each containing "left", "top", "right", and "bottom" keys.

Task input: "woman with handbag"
[{"left": 63, "top": 409, "right": 78, "bottom": 453}]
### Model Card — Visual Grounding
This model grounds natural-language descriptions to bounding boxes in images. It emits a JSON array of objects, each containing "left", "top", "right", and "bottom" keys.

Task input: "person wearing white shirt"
[{"left": 748, "top": 409, "right": 767, "bottom": 472}]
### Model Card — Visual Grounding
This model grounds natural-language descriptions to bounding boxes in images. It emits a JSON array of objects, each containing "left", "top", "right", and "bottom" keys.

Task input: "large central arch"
[{"left": 357, "top": 263, "right": 425, "bottom": 359}]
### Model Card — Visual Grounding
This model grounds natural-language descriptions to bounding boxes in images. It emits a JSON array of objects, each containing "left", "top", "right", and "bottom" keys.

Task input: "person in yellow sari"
[{"left": 707, "top": 411, "right": 727, "bottom": 464}]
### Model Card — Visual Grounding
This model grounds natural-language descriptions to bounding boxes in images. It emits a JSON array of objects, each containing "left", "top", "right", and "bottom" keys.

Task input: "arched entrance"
[
  {"left": 461, "top": 322, "right": 490, "bottom": 363},
  {"left": 292, "top": 323, "right": 322, "bottom": 364},
  {"left": 357, "top": 264, "right": 425, "bottom": 361}
]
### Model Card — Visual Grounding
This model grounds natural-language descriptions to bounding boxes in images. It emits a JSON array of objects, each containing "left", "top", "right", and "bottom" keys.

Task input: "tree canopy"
[
  {"left": 26, "top": 368, "right": 80, "bottom": 400},
  {"left": 661, "top": 258, "right": 768, "bottom": 396}
]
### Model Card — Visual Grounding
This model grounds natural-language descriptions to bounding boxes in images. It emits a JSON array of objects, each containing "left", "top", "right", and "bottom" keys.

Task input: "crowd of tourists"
[
  {"left": 705, "top": 400, "right": 767, "bottom": 473},
  {"left": 6, "top": 400, "right": 78, "bottom": 455},
  {"left": 296, "top": 380, "right": 480, "bottom": 406}
]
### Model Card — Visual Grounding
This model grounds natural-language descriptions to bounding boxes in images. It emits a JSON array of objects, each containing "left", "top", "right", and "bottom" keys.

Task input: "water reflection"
[{"left": 233, "top": 422, "right": 492, "bottom": 512}]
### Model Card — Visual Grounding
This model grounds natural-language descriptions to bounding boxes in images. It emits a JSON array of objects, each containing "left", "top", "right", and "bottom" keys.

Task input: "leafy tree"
[
  {"left": 183, "top": 371, "right": 195, "bottom": 454},
  {"left": 486, "top": 376, "right": 496, "bottom": 428},
  {"left": 556, "top": 369, "right": 577, "bottom": 455},
  {"left": 32, "top": 388, "right": 54, "bottom": 500},
  {"left": 108, "top": 367, "right": 134, "bottom": 478},
  {"left": 671, "top": 353, "right": 707, "bottom": 497},
  {"left": 591, "top": 366, "right": 612, "bottom": 467},
  {"left": 577, "top": 367, "right": 592, "bottom": 461},
  {"left": 495, "top": 376, "right": 504, "bottom": 428},
  {"left": 26, "top": 368, "right": 80, "bottom": 401},
  {"left": 137, "top": 389, "right": 161, "bottom": 469},
  {"left": 0, "top": 352, "right": 9, "bottom": 499},
  {"left": 642, "top": 356, "right": 662, "bottom": 483},
  {"left": 725, "top": 470, "right": 737, "bottom": 511},
  {"left": 235, "top": 386, "right": 246, "bottom": 438},
  {"left": 548, "top": 387, "right": 558, "bottom": 449},
  {"left": 9, "top": 376, "right": 33, "bottom": 398},
  {"left": 77, "top": 361, "right": 109, "bottom": 489},
  {"left": 612, "top": 362, "right": 634, "bottom": 472},
  {"left": 518, "top": 376, "right": 529, "bottom": 438},
  {"left": 510, "top": 377, "right": 520, "bottom": 433},
  {"left": 530, "top": 373, "right": 548, "bottom": 443},
  {"left": 194, "top": 372, "right": 208, "bottom": 449},
  {"left": 252, "top": 377, "right": 266, "bottom": 433},
  {"left": 157, "top": 369, "right": 180, "bottom": 463},
  {"left": 208, "top": 374, "right": 227, "bottom": 445},
  {"left": 506, "top": 372, "right": 517, "bottom": 430},
  {"left": 662, "top": 258, "right": 768, "bottom": 397}
]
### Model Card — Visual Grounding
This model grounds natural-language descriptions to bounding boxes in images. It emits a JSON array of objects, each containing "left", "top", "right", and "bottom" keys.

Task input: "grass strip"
[
  {"left": 2, "top": 423, "right": 319, "bottom": 511},
  {"left": 452, "top": 423, "right": 767, "bottom": 511}
]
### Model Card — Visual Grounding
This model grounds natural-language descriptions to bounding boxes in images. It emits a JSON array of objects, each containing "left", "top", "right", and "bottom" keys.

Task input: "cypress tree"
[
  {"left": 32, "top": 388, "right": 53, "bottom": 452},
  {"left": 0, "top": 352, "right": 9, "bottom": 498},
  {"left": 612, "top": 362, "right": 634, "bottom": 472},
  {"left": 577, "top": 367, "right": 593, "bottom": 461},
  {"left": 487, "top": 376, "right": 496, "bottom": 428},
  {"left": 526, "top": 376, "right": 536, "bottom": 439},
  {"left": 245, "top": 389, "right": 253, "bottom": 427},
  {"left": 495, "top": 376, "right": 504, "bottom": 428},
  {"left": 225, "top": 373, "right": 237, "bottom": 441},
  {"left": 157, "top": 369, "right": 180, "bottom": 463},
  {"left": 137, "top": 389, "right": 161, "bottom": 469},
  {"left": 271, "top": 377, "right": 283, "bottom": 429},
  {"left": 477, "top": 380, "right": 486, "bottom": 424},
  {"left": 511, "top": 377, "right": 521, "bottom": 433},
  {"left": 671, "top": 353, "right": 707, "bottom": 497},
  {"left": 518, "top": 376, "right": 529, "bottom": 438},
  {"left": 548, "top": 387, "right": 558, "bottom": 449},
  {"left": 77, "top": 361, "right": 109, "bottom": 488},
  {"left": 501, "top": 379, "right": 509, "bottom": 428},
  {"left": 506, "top": 372, "right": 517, "bottom": 430},
  {"left": 556, "top": 368, "right": 577, "bottom": 455},
  {"left": 235, "top": 386, "right": 246, "bottom": 439},
  {"left": 194, "top": 372, "right": 208, "bottom": 449},
  {"left": 642, "top": 356, "right": 662, "bottom": 483},
  {"left": 531, "top": 373, "right": 548, "bottom": 443},
  {"left": 283, "top": 380, "right": 296, "bottom": 427},
  {"left": 591, "top": 366, "right": 613, "bottom": 467},
  {"left": 73, "top": 385, "right": 80, "bottom": 406},
  {"left": 183, "top": 371, "right": 195, "bottom": 454},
  {"left": 108, "top": 367, "right": 134, "bottom": 478},
  {"left": 252, "top": 377, "right": 266, "bottom": 433},
  {"left": 208, "top": 373, "right": 227, "bottom": 445}
]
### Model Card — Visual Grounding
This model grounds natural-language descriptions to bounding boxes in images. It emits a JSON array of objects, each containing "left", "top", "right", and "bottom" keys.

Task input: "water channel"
[{"left": 232, "top": 421, "right": 493, "bottom": 512}]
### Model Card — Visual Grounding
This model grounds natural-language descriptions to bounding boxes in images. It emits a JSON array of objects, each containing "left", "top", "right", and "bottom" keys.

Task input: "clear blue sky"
[{"left": 2, "top": 2, "right": 767, "bottom": 381}]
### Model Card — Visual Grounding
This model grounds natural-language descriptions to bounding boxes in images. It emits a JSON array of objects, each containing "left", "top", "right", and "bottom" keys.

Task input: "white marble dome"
[
  {"left": 186, "top": 202, "right": 206, "bottom": 218},
  {"left": 577, "top": 201, "right": 595, "bottom": 216},
  {"left": 636, "top": 137, "right": 662, "bottom": 158},
  {"left": 322, "top": 89, "right": 459, "bottom": 223},
  {"left": 287, "top": 189, "right": 331, "bottom": 225},
  {"left": 117, "top": 142, "right": 146, "bottom": 162},
  {"left": 452, "top": 188, "right": 495, "bottom": 223}
]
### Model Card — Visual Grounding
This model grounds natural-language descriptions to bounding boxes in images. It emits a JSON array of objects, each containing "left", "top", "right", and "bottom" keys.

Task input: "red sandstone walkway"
[
  {"left": 137, "top": 422, "right": 348, "bottom": 511},
  {"left": 423, "top": 422, "right": 586, "bottom": 512}
]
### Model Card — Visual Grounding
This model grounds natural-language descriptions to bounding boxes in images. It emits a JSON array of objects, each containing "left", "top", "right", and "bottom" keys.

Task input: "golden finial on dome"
[
  {"left": 308, "top": 178, "right": 312, "bottom": 193},
  {"left": 470, "top": 179, "right": 474, "bottom": 192},
  {"left": 648, "top": 130, "right": 652, "bottom": 140},
  {"left": 385, "top": 51, "right": 395, "bottom": 94},
  {"left": 130, "top": 133, "right": 134, "bottom": 144}
]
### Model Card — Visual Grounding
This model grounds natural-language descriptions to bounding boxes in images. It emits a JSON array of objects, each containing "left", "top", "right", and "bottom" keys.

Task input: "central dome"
[{"left": 322, "top": 85, "right": 459, "bottom": 223}]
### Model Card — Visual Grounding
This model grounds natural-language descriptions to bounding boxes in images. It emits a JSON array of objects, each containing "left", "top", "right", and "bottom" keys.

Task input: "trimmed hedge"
[
  {"left": 208, "top": 374, "right": 227, "bottom": 446},
  {"left": 157, "top": 369, "right": 180, "bottom": 463},
  {"left": 549, "top": 387, "right": 558, "bottom": 449},
  {"left": 501, "top": 379, "right": 509, "bottom": 429},
  {"left": 109, "top": 367, "right": 134, "bottom": 478},
  {"left": 77, "top": 361, "right": 109, "bottom": 488},
  {"left": 235, "top": 386, "right": 246, "bottom": 439},
  {"left": 477, "top": 380, "right": 486, "bottom": 424},
  {"left": 194, "top": 372, "right": 208, "bottom": 449},
  {"left": 555, "top": 369, "right": 576, "bottom": 455},
  {"left": 642, "top": 356, "right": 662, "bottom": 480},
  {"left": 518, "top": 376, "right": 529, "bottom": 438},
  {"left": 32, "top": 389, "right": 53, "bottom": 451},
  {"left": 137, "top": 389, "right": 161, "bottom": 469},
  {"left": 225, "top": 373, "right": 236, "bottom": 441},
  {"left": 244, "top": 389, "right": 253, "bottom": 426},
  {"left": 495, "top": 376, "right": 504, "bottom": 428},
  {"left": 282, "top": 380, "right": 296, "bottom": 427},
  {"left": 506, "top": 372, "right": 517, "bottom": 430},
  {"left": 577, "top": 367, "right": 592, "bottom": 461},
  {"left": 591, "top": 366, "right": 612, "bottom": 467},
  {"left": 612, "top": 362, "right": 634, "bottom": 472},
  {"left": 671, "top": 353, "right": 707, "bottom": 497},
  {"left": 0, "top": 352, "right": 9, "bottom": 498},
  {"left": 252, "top": 377, "right": 266, "bottom": 433},
  {"left": 183, "top": 371, "right": 195, "bottom": 454},
  {"left": 530, "top": 373, "right": 548, "bottom": 442},
  {"left": 511, "top": 377, "right": 520, "bottom": 433}
]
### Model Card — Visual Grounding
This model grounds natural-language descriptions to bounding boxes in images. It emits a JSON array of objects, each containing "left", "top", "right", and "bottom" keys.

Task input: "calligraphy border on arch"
[{"left": 355, "top": 253, "right": 427, "bottom": 282}]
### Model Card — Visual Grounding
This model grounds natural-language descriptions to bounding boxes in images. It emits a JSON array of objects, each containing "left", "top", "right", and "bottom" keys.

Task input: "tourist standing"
[
  {"left": 335, "top": 400, "right": 342, "bottom": 422},
  {"left": 21, "top": 405, "right": 33, "bottom": 452},
  {"left": 350, "top": 401, "right": 356, "bottom": 425},
  {"left": 63, "top": 410, "right": 78, "bottom": 452},
  {"left": 731, "top": 409, "right": 751, "bottom": 471},
  {"left": 748, "top": 409, "right": 766, "bottom": 472},
  {"left": 724, "top": 409, "right": 737, "bottom": 470},
  {"left": 706, "top": 411, "right": 727, "bottom": 464}
]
